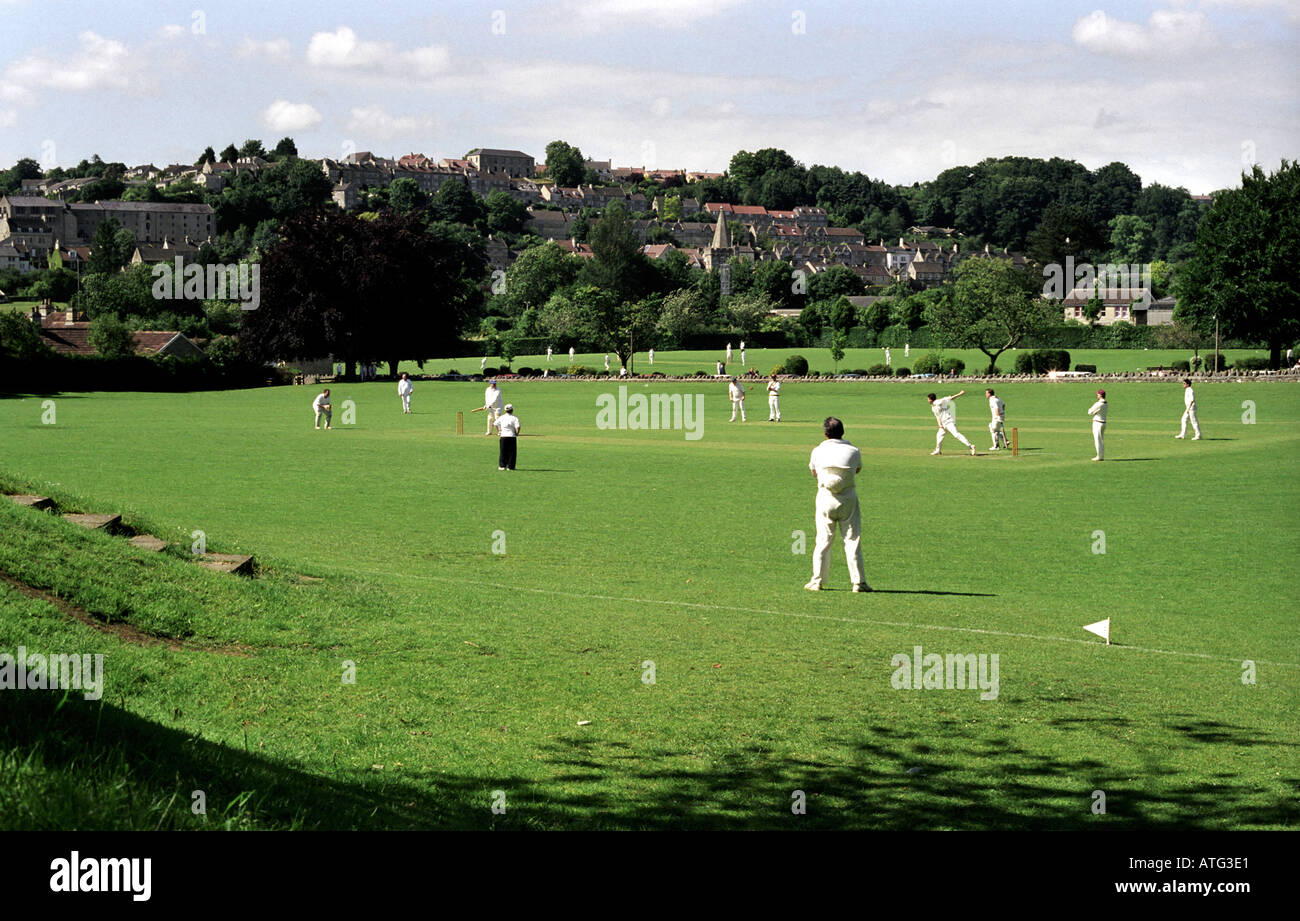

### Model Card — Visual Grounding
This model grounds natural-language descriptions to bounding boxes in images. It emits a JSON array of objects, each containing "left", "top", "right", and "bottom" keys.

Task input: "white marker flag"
[{"left": 1083, "top": 618, "right": 1111, "bottom": 645}]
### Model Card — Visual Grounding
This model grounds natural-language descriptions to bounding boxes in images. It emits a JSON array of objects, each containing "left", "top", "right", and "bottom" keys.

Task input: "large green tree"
[
  {"left": 1175, "top": 160, "right": 1300, "bottom": 367},
  {"left": 544, "top": 141, "right": 586, "bottom": 187},
  {"left": 925, "top": 257, "right": 1054, "bottom": 372}
]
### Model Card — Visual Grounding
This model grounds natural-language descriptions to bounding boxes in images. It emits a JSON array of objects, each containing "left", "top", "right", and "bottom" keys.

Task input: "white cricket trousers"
[
  {"left": 485, "top": 407, "right": 501, "bottom": 434},
  {"left": 935, "top": 422, "right": 971, "bottom": 451},
  {"left": 811, "top": 488, "right": 865, "bottom": 588},
  {"left": 768, "top": 394, "right": 781, "bottom": 420},
  {"left": 1092, "top": 420, "right": 1105, "bottom": 459},
  {"left": 730, "top": 397, "right": 746, "bottom": 421},
  {"left": 1180, "top": 406, "right": 1200, "bottom": 438},
  {"left": 989, "top": 419, "right": 1006, "bottom": 447},
  {"left": 401, "top": 394, "right": 411, "bottom": 413}
]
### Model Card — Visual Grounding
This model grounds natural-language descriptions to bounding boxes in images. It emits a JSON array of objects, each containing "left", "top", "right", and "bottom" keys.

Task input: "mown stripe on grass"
[{"left": 344, "top": 567, "right": 1300, "bottom": 670}]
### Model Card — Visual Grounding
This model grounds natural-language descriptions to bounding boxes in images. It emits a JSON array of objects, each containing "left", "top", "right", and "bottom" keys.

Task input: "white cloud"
[
  {"left": 1072, "top": 8, "right": 1216, "bottom": 56},
  {"left": 3, "top": 31, "right": 151, "bottom": 95},
  {"left": 346, "top": 106, "right": 437, "bottom": 140},
  {"left": 557, "top": 0, "right": 749, "bottom": 32},
  {"left": 159, "top": 24, "right": 185, "bottom": 40},
  {"left": 237, "top": 37, "right": 292, "bottom": 60},
  {"left": 1201, "top": 0, "right": 1300, "bottom": 23},
  {"left": 262, "top": 100, "right": 323, "bottom": 132},
  {"left": 0, "top": 109, "right": 16, "bottom": 128},
  {"left": 306, "top": 27, "right": 449, "bottom": 80}
]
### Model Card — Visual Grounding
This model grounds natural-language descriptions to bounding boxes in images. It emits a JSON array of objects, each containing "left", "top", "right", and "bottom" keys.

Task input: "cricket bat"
[{"left": 470, "top": 407, "right": 486, "bottom": 413}]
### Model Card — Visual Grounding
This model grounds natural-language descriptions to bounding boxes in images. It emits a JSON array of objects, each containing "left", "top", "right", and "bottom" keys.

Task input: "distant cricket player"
[
  {"left": 397, "top": 372, "right": 413, "bottom": 414},
  {"left": 728, "top": 377, "right": 747, "bottom": 422},
  {"left": 927, "top": 390, "right": 975, "bottom": 455},
  {"left": 1176, "top": 379, "right": 1201, "bottom": 440},
  {"left": 740, "top": 341, "right": 746, "bottom": 365},
  {"left": 546, "top": 346, "right": 553, "bottom": 363},
  {"left": 604, "top": 354, "right": 611, "bottom": 371},
  {"left": 480, "top": 356, "right": 487, "bottom": 372},
  {"left": 767, "top": 373, "right": 782, "bottom": 422},
  {"left": 481, "top": 379, "right": 504, "bottom": 435},
  {"left": 986, "top": 388, "right": 1009, "bottom": 450},
  {"left": 805, "top": 416, "right": 869, "bottom": 593},
  {"left": 569, "top": 346, "right": 575, "bottom": 363},
  {"left": 649, "top": 348, "right": 655, "bottom": 366},
  {"left": 494, "top": 403, "right": 521, "bottom": 470},
  {"left": 885, "top": 346, "right": 892, "bottom": 367},
  {"left": 312, "top": 388, "right": 332, "bottom": 430},
  {"left": 1088, "top": 389, "right": 1108, "bottom": 461},
  {"left": 726, "top": 342, "right": 733, "bottom": 364}
]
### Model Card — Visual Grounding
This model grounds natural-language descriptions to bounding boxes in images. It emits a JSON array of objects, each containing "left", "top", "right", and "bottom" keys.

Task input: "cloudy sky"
[{"left": 1, "top": 0, "right": 1295, "bottom": 193}]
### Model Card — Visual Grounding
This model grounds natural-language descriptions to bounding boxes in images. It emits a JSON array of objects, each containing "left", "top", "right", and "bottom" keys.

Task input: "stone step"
[
  {"left": 128, "top": 534, "right": 170, "bottom": 552},
  {"left": 195, "top": 553, "right": 256, "bottom": 576},
  {"left": 63, "top": 512, "right": 122, "bottom": 532},
  {"left": 8, "top": 495, "right": 55, "bottom": 510}
]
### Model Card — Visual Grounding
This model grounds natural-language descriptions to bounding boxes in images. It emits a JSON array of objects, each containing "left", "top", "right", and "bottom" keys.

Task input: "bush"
[
  {"left": 1234, "top": 356, "right": 1270, "bottom": 370},
  {"left": 912, "top": 353, "right": 942, "bottom": 375},
  {"left": 941, "top": 357, "right": 966, "bottom": 375},
  {"left": 865, "top": 363, "right": 890, "bottom": 376},
  {"left": 1075, "top": 364, "right": 1097, "bottom": 373},
  {"left": 1204, "top": 353, "right": 1228, "bottom": 371},
  {"left": 567, "top": 364, "right": 601, "bottom": 375},
  {"left": 483, "top": 366, "right": 500, "bottom": 376},
  {"left": 783, "top": 354, "right": 809, "bottom": 376},
  {"left": 515, "top": 367, "right": 535, "bottom": 377},
  {"left": 1171, "top": 359, "right": 1191, "bottom": 372},
  {"left": 769, "top": 364, "right": 785, "bottom": 376},
  {"left": 1014, "top": 349, "right": 1071, "bottom": 374},
  {"left": 894, "top": 367, "right": 910, "bottom": 377}
]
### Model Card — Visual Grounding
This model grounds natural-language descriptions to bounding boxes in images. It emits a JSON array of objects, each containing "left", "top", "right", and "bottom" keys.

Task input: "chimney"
[{"left": 64, "top": 309, "right": 75, "bottom": 326}]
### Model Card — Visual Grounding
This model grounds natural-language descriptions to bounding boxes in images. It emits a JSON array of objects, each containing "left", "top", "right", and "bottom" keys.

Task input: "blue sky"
[{"left": 1, "top": 0, "right": 1296, "bottom": 193}]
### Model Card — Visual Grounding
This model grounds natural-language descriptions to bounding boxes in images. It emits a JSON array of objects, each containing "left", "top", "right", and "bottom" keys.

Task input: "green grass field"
[
  {"left": 1, "top": 373, "right": 1297, "bottom": 829},
  {"left": 407, "top": 347, "right": 1269, "bottom": 377}
]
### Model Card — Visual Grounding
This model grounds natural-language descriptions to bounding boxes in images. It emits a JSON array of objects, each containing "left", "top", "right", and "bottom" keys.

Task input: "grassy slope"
[{"left": 0, "top": 378, "right": 1296, "bottom": 829}]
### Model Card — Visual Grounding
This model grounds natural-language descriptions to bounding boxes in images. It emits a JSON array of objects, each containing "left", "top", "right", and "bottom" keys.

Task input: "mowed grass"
[
  {"left": 0, "top": 375, "right": 1297, "bottom": 829},
  {"left": 404, "top": 346, "right": 1270, "bottom": 377}
]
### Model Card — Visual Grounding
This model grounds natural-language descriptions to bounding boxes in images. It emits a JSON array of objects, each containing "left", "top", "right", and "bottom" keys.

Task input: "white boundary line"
[{"left": 346, "top": 568, "right": 1300, "bottom": 671}]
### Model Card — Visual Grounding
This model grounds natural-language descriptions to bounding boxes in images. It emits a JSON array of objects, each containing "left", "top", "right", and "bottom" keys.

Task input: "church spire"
[{"left": 711, "top": 212, "right": 731, "bottom": 249}]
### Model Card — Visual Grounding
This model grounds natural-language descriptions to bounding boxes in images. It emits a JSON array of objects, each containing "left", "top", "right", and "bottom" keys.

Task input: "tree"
[
  {"left": 544, "top": 141, "right": 586, "bottom": 187},
  {"left": 492, "top": 241, "right": 580, "bottom": 318},
  {"left": 1175, "top": 161, "right": 1300, "bottom": 368},
  {"left": 806, "top": 264, "right": 863, "bottom": 302},
  {"left": 0, "top": 311, "right": 53, "bottom": 360},
  {"left": 485, "top": 189, "right": 527, "bottom": 234},
  {"left": 239, "top": 139, "right": 266, "bottom": 159},
  {"left": 388, "top": 177, "right": 425, "bottom": 214},
  {"left": 88, "top": 220, "right": 130, "bottom": 274},
  {"left": 0, "top": 158, "right": 43, "bottom": 195},
  {"left": 429, "top": 179, "right": 484, "bottom": 227},
  {"left": 830, "top": 329, "right": 847, "bottom": 372},
  {"left": 87, "top": 313, "right": 138, "bottom": 359},
  {"left": 1025, "top": 201, "right": 1104, "bottom": 268},
  {"left": 219, "top": 144, "right": 240, "bottom": 164},
  {"left": 1107, "top": 214, "right": 1156, "bottom": 264},
  {"left": 580, "top": 201, "right": 652, "bottom": 304},
  {"left": 272, "top": 137, "right": 298, "bottom": 159},
  {"left": 925, "top": 257, "right": 1054, "bottom": 373},
  {"left": 242, "top": 208, "right": 486, "bottom": 376},
  {"left": 723, "top": 291, "right": 776, "bottom": 338},
  {"left": 196, "top": 146, "right": 217, "bottom": 167},
  {"left": 655, "top": 287, "right": 707, "bottom": 347}
]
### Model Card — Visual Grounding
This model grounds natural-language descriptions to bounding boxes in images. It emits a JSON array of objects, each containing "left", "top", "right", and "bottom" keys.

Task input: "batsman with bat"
[{"left": 476, "top": 379, "right": 505, "bottom": 435}]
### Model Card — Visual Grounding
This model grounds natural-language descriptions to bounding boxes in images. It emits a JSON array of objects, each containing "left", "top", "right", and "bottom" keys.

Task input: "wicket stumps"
[
  {"left": 457, "top": 411, "right": 463, "bottom": 435},
  {"left": 1012, "top": 427, "right": 1018, "bottom": 457}
]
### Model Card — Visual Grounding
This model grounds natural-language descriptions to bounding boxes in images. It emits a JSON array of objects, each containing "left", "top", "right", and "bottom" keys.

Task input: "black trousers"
[{"left": 498, "top": 436, "right": 517, "bottom": 470}]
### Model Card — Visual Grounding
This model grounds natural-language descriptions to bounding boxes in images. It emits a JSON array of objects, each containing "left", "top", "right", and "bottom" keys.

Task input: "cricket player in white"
[
  {"left": 480, "top": 356, "right": 487, "bottom": 372},
  {"left": 726, "top": 342, "right": 733, "bottom": 364},
  {"left": 806, "top": 416, "right": 869, "bottom": 592},
  {"left": 1176, "top": 379, "right": 1201, "bottom": 439},
  {"left": 927, "top": 390, "right": 976, "bottom": 455},
  {"left": 546, "top": 346, "right": 553, "bottom": 363},
  {"left": 312, "top": 388, "right": 332, "bottom": 430},
  {"left": 767, "top": 374, "right": 782, "bottom": 421},
  {"left": 728, "top": 377, "right": 748, "bottom": 421},
  {"left": 985, "top": 388, "right": 1008, "bottom": 450},
  {"left": 1088, "top": 389, "right": 1108, "bottom": 460},
  {"left": 569, "top": 346, "right": 575, "bottom": 363},
  {"left": 728, "top": 377, "right": 747, "bottom": 421},
  {"left": 397, "top": 372, "right": 413, "bottom": 414},
  {"left": 648, "top": 348, "right": 655, "bottom": 365},
  {"left": 483, "top": 380, "right": 504, "bottom": 435},
  {"left": 604, "top": 354, "right": 610, "bottom": 371}
]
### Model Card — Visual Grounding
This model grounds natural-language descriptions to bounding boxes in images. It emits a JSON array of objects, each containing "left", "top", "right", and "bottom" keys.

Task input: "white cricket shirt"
[
  {"left": 494, "top": 413, "right": 521, "bottom": 437},
  {"left": 729, "top": 382, "right": 744, "bottom": 401},
  {"left": 1184, "top": 387, "right": 1195, "bottom": 409},
  {"left": 989, "top": 396, "right": 1005, "bottom": 420},
  {"left": 809, "top": 439, "right": 862, "bottom": 494},
  {"left": 484, "top": 386, "right": 504, "bottom": 410},
  {"left": 398, "top": 379, "right": 413, "bottom": 396},
  {"left": 312, "top": 392, "right": 329, "bottom": 410},
  {"left": 1089, "top": 399, "right": 1108, "bottom": 423},
  {"left": 931, "top": 397, "right": 956, "bottom": 425}
]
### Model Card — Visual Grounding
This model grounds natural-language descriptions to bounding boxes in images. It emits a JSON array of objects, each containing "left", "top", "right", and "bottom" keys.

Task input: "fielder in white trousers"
[
  {"left": 806, "top": 417, "right": 868, "bottom": 592},
  {"left": 927, "top": 390, "right": 975, "bottom": 455},
  {"left": 1177, "top": 379, "right": 1201, "bottom": 439},
  {"left": 767, "top": 375, "right": 782, "bottom": 421},
  {"left": 728, "top": 378, "right": 747, "bottom": 421},
  {"left": 1088, "top": 390, "right": 1108, "bottom": 460}
]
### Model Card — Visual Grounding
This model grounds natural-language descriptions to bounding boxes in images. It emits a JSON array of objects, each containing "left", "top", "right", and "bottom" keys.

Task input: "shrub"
[
  {"left": 1075, "top": 364, "right": 1097, "bottom": 373},
  {"left": 1235, "top": 356, "right": 1270, "bottom": 370},
  {"left": 1014, "top": 349, "right": 1071, "bottom": 374},
  {"left": 1171, "top": 359, "right": 1190, "bottom": 372},
  {"left": 783, "top": 354, "right": 809, "bottom": 376},
  {"left": 913, "top": 353, "right": 942, "bottom": 375},
  {"left": 865, "top": 364, "right": 891, "bottom": 376},
  {"left": 515, "top": 367, "right": 535, "bottom": 377},
  {"left": 567, "top": 364, "right": 601, "bottom": 375},
  {"left": 895, "top": 367, "right": 910, "bottom": 378},
  {"left": 941, "top": 357, "right": 966, "bottom": 375},
  {"left": 769, "top": 364, "right": 785, "bottom": 376},
  {"left": 1204, "top": 353, "right": 1228, "bottom": 371},
  {"left": 1014, "top": 352, "right": 1034, "bottom": 374},
  {"left": 483, "top": 366, "right": 500, "bottom": 376}
]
